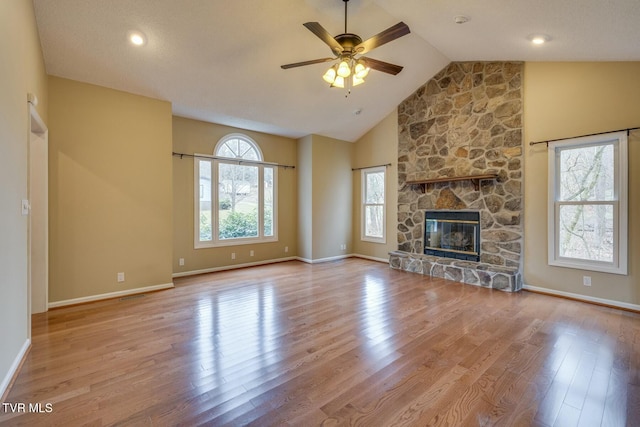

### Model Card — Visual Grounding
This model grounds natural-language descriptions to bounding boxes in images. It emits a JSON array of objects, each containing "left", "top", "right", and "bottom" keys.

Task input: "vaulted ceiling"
[{"left": 33, "top": 0, "right": 640, "bottom": 142}]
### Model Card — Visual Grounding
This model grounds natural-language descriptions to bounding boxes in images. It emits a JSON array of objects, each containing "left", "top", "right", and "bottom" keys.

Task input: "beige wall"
[
  {"left": 523, "top": 62, "right": 640, "bottom": 305},
  {"left": 48, "top": 77, "right": 173, "bottom": 303},
  {"left": 0, "top": 0, "right": 48, "bottom": 394},
  {"left": 352, "top": 109, "right": 398, "bottom": 260},
  {"left": 311, "top": 135, "right": 353, "bottom": 260},
  {"left": 172, "top": 116, "right": 297, "bottom": 273},
  {"left": 296, "top": 135, "right": 353, "bottom": 261},
  {"left": 297, "top": 136, "right": 313, "bottom": 260}
]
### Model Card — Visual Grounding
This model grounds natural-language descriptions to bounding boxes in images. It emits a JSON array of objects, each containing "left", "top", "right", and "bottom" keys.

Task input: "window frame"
[
  {"left": 194, "top": 134, "right": 278, "bottom": 248},
  {"left": 547, "top": 130, "right": 628, "bottom": 274},
  {"left": 361, "top": 166, "right": 386, "bottom": 244}
]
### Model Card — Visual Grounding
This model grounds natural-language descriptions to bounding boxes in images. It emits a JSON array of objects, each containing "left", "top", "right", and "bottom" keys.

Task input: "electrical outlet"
[
  {"left": 117, "top": 272, "right": 125, "bottom": 283},
  {"left": 179, "top": 258, "right": 184, "bottom": 266},
  {"left": 285, "top": 246, "right": 289, "bottom": 253},
  {"left": 250, "top": 250, "right": 254, "bottom": 257},
  {"left": 231, "top": 252, "right": 236, "bottom": 260},
  {"left": 583, "top": 276, "right": 592, "bottom": 286}
]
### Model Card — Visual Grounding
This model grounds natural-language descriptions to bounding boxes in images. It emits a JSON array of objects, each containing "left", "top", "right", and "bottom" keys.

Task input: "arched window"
[
  {"left": 195, "top": 134, "right": 277, "bottom": 247},
  {"left": 215, "top": 134, "right": 262, "bottom": 161}
]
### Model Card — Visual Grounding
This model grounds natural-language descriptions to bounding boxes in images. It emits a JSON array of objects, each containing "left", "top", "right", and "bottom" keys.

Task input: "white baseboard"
[
  {"left": 48, "top": 282, "right": 175, "bottom": 309},
  {"left": 1, "top": 338, "right": 30, "bottom": 400},
  {"left": 172, "top": 256, "right": 298, "bottom": 278},
  {"left": 298, "top": 254, "right": 389, "bottom": 264},
  {"left": 352, "top": 253, "right": 389, "bottom": 263},
  {"left": 523, "top": 284, "right": 640, "bottom": 312},
  {"left": 295, "top": 254, "right": 353, "bottom": 264},
  {"left": 174, "top": 253, "right": 386, "bottom": 276}
]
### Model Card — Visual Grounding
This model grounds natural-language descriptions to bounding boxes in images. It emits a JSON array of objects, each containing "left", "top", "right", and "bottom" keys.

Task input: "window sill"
[
  {"left": 549, "top": 258, "right": 627, "bottom": 275},
  {"left": 361, "top": 237, "right": 386, "bottom": 244},
  {"left": 196, "top": 236, "right": 278, "bottom": 249}
]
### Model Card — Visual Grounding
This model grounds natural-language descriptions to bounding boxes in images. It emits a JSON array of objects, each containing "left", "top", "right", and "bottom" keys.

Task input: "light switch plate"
[{"left": 21, "top": 199, "right": 30, "bottom": 216}]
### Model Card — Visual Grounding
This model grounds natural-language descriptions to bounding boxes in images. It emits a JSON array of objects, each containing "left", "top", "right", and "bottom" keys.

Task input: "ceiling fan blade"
[
  {"left": 281, "top": 57, "right": 335, "bottom": 69},
  {"left": 362, "top": 57, "right": 404, "bottom": 75},
  {"left": 355, "top": 22, "right": 410, "bottom": 54},
  {"left": 303, "top": 22, "right": 344, "bottom": 54}
]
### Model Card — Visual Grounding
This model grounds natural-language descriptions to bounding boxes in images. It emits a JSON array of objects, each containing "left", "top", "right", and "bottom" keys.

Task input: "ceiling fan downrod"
[{"left": 344, "top": 0, "right": 349, "bottom": 34}]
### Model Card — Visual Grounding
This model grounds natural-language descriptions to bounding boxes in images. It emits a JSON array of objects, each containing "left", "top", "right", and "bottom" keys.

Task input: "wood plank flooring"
[{"left": 1, "top": 259, "right": 639, "bottom": 426}]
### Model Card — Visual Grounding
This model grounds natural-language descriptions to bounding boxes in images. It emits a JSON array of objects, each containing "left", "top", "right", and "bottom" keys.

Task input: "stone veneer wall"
[{"left": 397, "top": 62, "right": 523, "bottom": 268}]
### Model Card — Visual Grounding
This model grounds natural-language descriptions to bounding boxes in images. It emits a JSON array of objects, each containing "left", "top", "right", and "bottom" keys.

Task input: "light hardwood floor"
[{"left": 1, "top": 259, "right": 639, "bottom": 426}]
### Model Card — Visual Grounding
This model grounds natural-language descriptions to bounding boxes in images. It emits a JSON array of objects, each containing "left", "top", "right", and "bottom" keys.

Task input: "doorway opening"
[{"left": 29, "top": 101, "right": 48, "bottom": 321}]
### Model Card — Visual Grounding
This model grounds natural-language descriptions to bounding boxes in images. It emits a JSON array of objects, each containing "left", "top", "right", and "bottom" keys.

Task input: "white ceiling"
[{"left": 33, "top": 0, "right": 640, "bottom": 142}]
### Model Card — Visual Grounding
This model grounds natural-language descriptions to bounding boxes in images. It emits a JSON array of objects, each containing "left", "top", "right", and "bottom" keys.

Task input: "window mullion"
[
  {"left": 212, "top": 160, "right": 218, "bottom": 244},
  {"left": 258, "top": 166, "right": 264, "bottom": 238}
]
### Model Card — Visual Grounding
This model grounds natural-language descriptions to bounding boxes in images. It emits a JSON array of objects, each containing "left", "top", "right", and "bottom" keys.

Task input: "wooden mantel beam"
[{"left": 406, "top": 173, "right": 498, "bottom": 192}]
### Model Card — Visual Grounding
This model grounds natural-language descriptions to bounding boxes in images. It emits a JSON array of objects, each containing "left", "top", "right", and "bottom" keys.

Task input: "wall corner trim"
[
  {"left": 295, "top": 254, "right": 353, "bottom": 264},
  {"left": 352, "top": 254, "right": 389, "bottom": 263},
  {"left": 48, "top": 283, "right": 175, "bottom": 309},
  {"left": 1, "top": 338, "right": 31, "bottom": 401}
]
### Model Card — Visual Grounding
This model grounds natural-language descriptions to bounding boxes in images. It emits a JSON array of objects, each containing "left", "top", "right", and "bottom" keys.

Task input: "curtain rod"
[
  {"left": 529, "top": 126, "right": 640, "bottom": 146},
  {"left": 351, "top": 163, "right": 392, "bottom": 171},
  {"left": 172, "top": 152, "right": 295, "bottom": 169}
]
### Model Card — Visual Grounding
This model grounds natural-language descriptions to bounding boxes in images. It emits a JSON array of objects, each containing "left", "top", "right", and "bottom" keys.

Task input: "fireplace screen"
[{"left": 424, "top": 211, "right": 480, "bottom": 261}]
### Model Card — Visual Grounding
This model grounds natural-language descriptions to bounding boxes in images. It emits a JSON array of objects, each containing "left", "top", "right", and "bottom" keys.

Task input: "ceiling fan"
[{"left": 281, "top": 0, "right": 410, "bottom": 91}]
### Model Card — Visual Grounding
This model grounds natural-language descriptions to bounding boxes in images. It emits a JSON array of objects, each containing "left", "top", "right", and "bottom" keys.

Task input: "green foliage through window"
[{"left": 219, "top": 210, "right": 258, "bottom": 239}]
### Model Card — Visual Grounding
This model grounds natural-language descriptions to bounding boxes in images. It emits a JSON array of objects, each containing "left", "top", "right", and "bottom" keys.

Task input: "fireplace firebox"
[{"left": 424, "top": 211, "right": 480, "bottom": 262}]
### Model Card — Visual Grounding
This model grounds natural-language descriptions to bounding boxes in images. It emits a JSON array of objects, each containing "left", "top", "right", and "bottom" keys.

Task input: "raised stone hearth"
[{"left": 389, "top": 250, "right": 522, "bottom": 292}]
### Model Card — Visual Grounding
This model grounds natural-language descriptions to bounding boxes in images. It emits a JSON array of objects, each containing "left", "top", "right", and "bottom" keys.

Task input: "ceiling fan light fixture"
[
  {"left": 332, "top": 75, "right": 345, "bottom": 88},
  {"left": 322, "top": 66, "right": 337, "bottom": 84},
  {"left": 354, "top": 61, "right": 370, "bottom": 79},
  {"left": 337, "top": 60, "right": 352, "bottom": 78},
  {"left": 352, "top": 75, "right": 365, "bottom": 86}
]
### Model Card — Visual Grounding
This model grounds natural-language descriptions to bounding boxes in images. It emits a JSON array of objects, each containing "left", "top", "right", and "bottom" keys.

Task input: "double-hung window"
[
  {"left": 195, "top": 134, "right": 277, "bottom": 247},
  {"left": 361, "top": 166, "right": 386, "bottom": 243},
  {"left": 548, "top": 131, "right": 628, "bottom": 274}
]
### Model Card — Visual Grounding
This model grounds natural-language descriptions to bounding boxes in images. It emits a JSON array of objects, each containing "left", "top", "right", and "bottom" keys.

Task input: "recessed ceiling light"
[
  {"left": 528, "top": 34, "right": 550, "bottom": 45},
  {"left": 453, "top": 15, "right": 470, "bottom": 24},
  {"left": 128, "top": 31, "right": 146, "bottom": 46}
]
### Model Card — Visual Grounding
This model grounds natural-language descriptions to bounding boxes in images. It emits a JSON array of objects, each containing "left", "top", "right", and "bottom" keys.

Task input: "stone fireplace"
[{"left": 391, "top": 61, "right": 524, "bottom": 292}]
